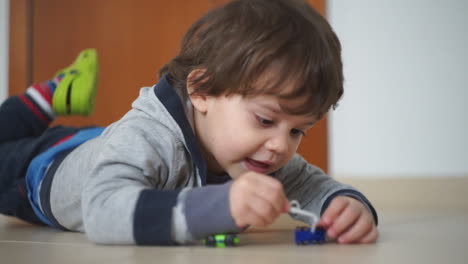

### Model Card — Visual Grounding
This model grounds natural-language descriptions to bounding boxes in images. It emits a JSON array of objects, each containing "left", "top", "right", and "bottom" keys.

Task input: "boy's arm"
[
  {"left": 81, "top": 146, "right": 179, "bottom": 245},
  {"left": 274, "top": 154, "right": 378, "bottom": 225},
  {"left": 81, "top": 125, "right": 239, "bottom": 245}
]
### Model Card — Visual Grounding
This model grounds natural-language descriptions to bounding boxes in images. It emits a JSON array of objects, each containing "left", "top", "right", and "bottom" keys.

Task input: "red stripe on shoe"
[{"left": 19, "top": 95, "right": 49, "bottom": 124}]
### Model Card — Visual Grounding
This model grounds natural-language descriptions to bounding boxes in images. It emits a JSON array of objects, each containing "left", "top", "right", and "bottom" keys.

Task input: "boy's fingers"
[
  {"left": 251, "top": 174, "right": 288, "bottom": 214},
  {"left": 283, "top": 201, "right": 291, "bottom": 213},
  {"left": 239, "top": 205, "right": 267, "bottom": 227},
  {"left": 249, "top": 193, "right": 280, "bottom": 223},
  {"left": 257, "top": 189, "right": 288, "bottom": 215},
  {"left": 337, "top": 214, "right": 373, "bottom": 244},
  {"left": 327, "top": 205, "right": 361, "bottom": 238},
  {"left": 233, "top": 195, "right": 270, "bottom": 227},
  {"left": 359, "top": 226, "right": 379, "bottom": 244},
  {"left": 316, "top": 218, "right": 331, "bottom": 228},
  {"left": 321, "top": 197, "right": 350, "bottom": 226},
  {"left": 231, "top": 172, "right": 288, "bottom": 227}
]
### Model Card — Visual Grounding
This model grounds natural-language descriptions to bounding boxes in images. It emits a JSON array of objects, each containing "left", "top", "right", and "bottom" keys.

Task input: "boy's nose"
[{"left": 265, "top": 134, "right": 288, "bottom": 154}]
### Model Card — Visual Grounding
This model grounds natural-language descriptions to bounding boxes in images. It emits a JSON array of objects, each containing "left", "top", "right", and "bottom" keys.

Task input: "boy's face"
[{"left": 191, "top": 91, "right": 317, "bottom": 179}]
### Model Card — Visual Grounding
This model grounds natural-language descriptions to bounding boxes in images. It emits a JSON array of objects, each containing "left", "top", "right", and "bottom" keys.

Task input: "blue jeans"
[{"left": 0, "top": 96, "right": 79, "bottom": 224}]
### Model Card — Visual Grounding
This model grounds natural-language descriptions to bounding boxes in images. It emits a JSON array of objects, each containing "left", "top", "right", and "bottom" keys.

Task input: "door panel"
[
  {"left": 9, "top": 0, "right": 329, "bottom": 173},
  {"left": 30, "top": 0, "right": 214, "bottom": 127}
]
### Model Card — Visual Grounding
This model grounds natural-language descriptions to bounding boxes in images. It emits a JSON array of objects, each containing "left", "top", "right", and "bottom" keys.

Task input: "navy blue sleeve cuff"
[
  {"left": 321, "top": 189, "right": 379, "bottom": 225},
  {"left": 133, "top": 189, "right": 181, "bottom": 245},
  {"left": 183, "top": 182, "right": 241, "bottom": 239}
]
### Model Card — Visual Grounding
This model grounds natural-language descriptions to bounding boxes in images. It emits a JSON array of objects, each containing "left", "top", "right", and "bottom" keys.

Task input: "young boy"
[{"left": 0, "top": 0, "right": 378, "bottom": 245}]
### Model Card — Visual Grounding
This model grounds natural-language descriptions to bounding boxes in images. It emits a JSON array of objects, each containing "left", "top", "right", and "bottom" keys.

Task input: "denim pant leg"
[
  {"left": 0, "top": 96, "right": 49, "bottom": 144},
  {"left": 0, "top": 125, "right": 83, "bottom": 224},
  {"left": 0, "top": 138, "right": 46, "bottom": 223},
  {"left": 0, "top": 96, "right": 82, "bottom": 223}
]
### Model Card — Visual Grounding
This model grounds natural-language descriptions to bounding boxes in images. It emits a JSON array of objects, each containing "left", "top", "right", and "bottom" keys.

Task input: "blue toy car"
[{"left": 294, "top": 226, "right": 326, "bottom": 245}]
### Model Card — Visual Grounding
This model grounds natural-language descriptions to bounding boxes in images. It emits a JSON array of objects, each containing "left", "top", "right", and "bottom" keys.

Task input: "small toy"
[
  {"left": 203, "top": 233, "right": 239, "bottom": 247},
  {"left": 294, "top": 226, "right": 326, "bottom": 245},
  {"left": 289, "top": 200, "right": 326, "bottom": 245}
]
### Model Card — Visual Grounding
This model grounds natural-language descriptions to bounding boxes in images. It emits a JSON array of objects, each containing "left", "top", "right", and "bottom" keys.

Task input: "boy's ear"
[{"left": 187, "top": 69, "right": 208, "bottom": 114}]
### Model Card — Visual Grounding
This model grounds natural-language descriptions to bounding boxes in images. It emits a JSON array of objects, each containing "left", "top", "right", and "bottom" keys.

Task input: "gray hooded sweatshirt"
[{"left": 41, "top": 75, "right": 377, "bottom": 245}]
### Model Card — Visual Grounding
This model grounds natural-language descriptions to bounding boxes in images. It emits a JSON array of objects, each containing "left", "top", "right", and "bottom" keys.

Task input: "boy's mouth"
[{"left": 244, "top": 158, "right": 272, "bottom": 174}]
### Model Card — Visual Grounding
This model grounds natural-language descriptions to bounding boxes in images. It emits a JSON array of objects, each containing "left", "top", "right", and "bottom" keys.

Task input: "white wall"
[
  {"left": 328, "top": 0, "right": 468, "bottom": 178},
  {"left": 0, "top": 0, "right": 9, "bottom": 102}
]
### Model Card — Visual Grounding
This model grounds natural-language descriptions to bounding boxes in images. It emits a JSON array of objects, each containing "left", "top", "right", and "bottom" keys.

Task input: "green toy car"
[{"left": 203, "top": 234, "right": 239, "bottom": 247}]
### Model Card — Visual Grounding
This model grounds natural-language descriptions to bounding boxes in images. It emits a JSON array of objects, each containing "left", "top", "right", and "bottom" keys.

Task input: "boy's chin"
[{"left": 222, "top": 166, "right": 247, "bottom": 180}]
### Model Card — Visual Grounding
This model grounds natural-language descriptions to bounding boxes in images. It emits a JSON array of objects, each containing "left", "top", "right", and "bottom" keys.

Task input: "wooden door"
[{"left": 9, "top": 0, "right": 329, "bottom": 173}]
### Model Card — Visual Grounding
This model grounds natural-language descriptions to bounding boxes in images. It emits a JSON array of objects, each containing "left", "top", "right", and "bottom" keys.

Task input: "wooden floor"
[{"left": 1, "top": 177, "right": 467, "bottom": 264}]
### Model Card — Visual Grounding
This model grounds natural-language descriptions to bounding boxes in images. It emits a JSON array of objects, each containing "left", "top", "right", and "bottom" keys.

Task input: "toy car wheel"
[
  {"left": 204, "top": 236, "right": 216, "bottom": 247},
  {"left": 224, "top": 234, "right": 234, "bottom": 246}
]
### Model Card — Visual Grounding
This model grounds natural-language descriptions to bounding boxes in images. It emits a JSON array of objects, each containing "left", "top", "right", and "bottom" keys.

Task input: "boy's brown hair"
[{"left": 160, "top": 0, "right": 343, "bottom": 118}]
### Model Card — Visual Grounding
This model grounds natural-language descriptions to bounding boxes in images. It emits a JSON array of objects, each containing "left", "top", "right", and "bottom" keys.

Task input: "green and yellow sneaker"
[{"left": 52, "top": 48, "right": 99, "bottom": 116}]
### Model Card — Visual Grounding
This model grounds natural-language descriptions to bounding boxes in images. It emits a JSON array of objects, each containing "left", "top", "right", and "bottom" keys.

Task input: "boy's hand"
[
  {"left": 229, "top": 172, "right": 290, "bottom": 228},
  {"left": 317, "top": 196, "right": 378, "bottom": 244}
]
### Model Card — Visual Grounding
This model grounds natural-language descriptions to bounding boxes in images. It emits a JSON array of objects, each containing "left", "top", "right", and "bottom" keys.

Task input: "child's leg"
[
  {"left": 0, "top": 138, "right": 46, "bottom": 224},
  {"left": 0, "top": 96, "right": 53, "bottom": 144},
  {"left": 0, "top": 127, "right": 81, "bottom": 224},
  {"left": 0, "top": 49, "right": 98, "bottom": 223}
]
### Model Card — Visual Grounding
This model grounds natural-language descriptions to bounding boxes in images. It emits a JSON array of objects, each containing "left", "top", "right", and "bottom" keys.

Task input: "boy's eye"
[
  {"left": 257, "top": 116, "right": 274, "bottom": 126},
  {"left": 290, "top": 128, "right": 305, "bottom": 137}
]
